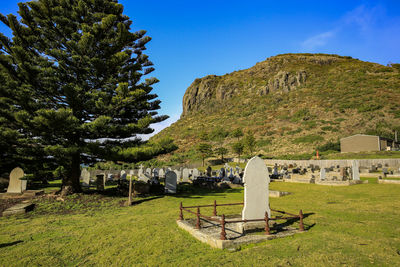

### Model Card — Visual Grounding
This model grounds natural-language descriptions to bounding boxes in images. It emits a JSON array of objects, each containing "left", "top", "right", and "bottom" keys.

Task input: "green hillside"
[{"left": 152, "top": 53, "right": 400, "bottom": 163}]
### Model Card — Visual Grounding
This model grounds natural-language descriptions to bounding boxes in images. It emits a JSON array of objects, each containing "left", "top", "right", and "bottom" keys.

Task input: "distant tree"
[
  {"left": 243, "top": 133, "right": 256, "bottom": 154},
  {"left": 231, "top": 141, "right": 244, "bottom": 163},
  {"left": 231, "top": 128, "right": 244, "bottom": 141},
  {"left": 209, "top": 126, "right": 229, "bottom": 142},
  {"left": 215, "top": 147, "right": 228, "bottom": 162},
  {"left": 0, "top": 0, "right": 167, "bottom": 194},
  {"left": 196, "top": 143, "right": 213, "bottom": 166}
]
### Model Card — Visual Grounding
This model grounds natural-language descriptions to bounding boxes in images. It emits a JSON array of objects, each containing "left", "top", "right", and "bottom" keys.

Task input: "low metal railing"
[{"left": 179, "top": 201, "right": 304, "bottom": 240}]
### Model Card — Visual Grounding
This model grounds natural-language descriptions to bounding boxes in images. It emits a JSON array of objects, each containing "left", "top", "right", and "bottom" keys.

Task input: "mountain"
[{"left": 151, "top": 53, "right": 400, "bottom": 162}]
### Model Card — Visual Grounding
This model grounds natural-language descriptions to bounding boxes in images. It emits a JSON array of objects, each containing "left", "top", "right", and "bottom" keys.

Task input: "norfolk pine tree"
[{"left": 0, "top": 0, "right": 167, "bottom": 194}]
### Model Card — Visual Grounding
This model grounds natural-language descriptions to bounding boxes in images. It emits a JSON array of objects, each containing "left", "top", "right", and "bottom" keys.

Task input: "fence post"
[
  {"left": 179, "top": 202, "right": 183, "bottom": 220},
  {"left": 299, "top": 209, "right": 304, "bottom": 231},
  {"left": 264, "top": 211, "right": 270, "bottom": 235},
  {"left": 220, "top": 214, "right": 227, "bottom": 240},
  {"left": 213, "top": 200, "right": 217, "bottom": 216},
  {"left": 196, "top": 207, "right": 201, "bottom": 229}
]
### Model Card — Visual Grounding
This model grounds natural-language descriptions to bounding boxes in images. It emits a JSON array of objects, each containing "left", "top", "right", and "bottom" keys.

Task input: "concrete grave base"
[
  {"left": 177, "top": 217, "right": 303, "bottom": 249},
  {"left": 2, "top": 202, "right": 35, "bottom": 216},
  {"left": 315, "top": 180, "right": 367, "bottom": 186},
  {"left": 269, "top": 190, "right": 291, "bottom": 198},
  {"left": 378, "top": 179, "right": 400, "bottom": 184},
  {"left": 283, "top": 178, "right": 315, "bottom": 184}
]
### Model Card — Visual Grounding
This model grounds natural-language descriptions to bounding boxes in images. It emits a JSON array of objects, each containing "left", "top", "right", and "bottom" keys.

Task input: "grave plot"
[{"left": 176, "top": 156, "right": 306, "bottom": 249}]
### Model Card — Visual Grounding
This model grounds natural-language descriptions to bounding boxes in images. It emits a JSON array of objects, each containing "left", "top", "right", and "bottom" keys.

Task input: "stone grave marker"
[
  {"left": 165, "top": 171, "right": 177, "bottom": 194},
  {"left": 174, "top": 170, "right": 181, "bottom": 183},
  {"left": 182, "top": 168, "right": 189, "bottom": 182},
  {"left": 158, "top": 168, "right": 165, "bottom": 178},
  {"left": 81, "top": 168, "right": 90, "bottom": 187},
  {"left": 145, "top": 168, "right": 152, "bottom": 177},
  {"left": 96, "top": 174, "right": 105, "bottom": 191},
  {"left": 192, "top": 168, "right": 200, "bottom": 179},
  {"left": 352, "top": 160, "right": 360, "bottom": 180},
  {"left": 7, "top": 167, "right": 26, "bottom": 193},
  {"left": 120, "top": 170, "right": 127, "bottom": 180},
  {"left": 153, "top": 168, "right": 159, "bottom": 177},
  {"left": 320, "top": 168, "right": 326, "bottom": 181},
  {"left": 242, "top": 156, "right": 270, "bottom": 220}
]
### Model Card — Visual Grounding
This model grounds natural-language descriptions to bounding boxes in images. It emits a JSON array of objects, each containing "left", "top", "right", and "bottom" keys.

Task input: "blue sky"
[{"left": 1, "top": 0, "right": 400, "bottom": 137}]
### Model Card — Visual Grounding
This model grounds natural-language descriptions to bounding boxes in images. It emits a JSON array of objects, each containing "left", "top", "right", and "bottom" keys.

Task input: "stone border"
[
  {"left": 378, "top": 179, "right": 400, "bottom": 184},
  {"left": 177, "top": 219, "right": 302, "bottom": 249}
]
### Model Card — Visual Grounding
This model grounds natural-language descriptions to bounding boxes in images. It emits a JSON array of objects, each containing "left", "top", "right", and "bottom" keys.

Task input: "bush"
[{"left": 317, "top": 141, "right": 340, "bottom": 152}]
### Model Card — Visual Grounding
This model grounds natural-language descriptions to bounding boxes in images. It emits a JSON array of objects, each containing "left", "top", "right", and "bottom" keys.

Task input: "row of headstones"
[{"left": 320, "top": 160, "right": 360, "bottom": 181}]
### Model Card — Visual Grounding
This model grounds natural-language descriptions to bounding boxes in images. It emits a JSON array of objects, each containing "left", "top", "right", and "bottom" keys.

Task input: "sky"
[{"left": 1, "top": 0, "right": 400, "bottom": 138}]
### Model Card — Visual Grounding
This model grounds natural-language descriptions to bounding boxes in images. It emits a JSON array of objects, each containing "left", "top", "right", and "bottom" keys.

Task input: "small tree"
[
  {"left": 231, "top": 128, "right": 244, "bottom": 141},
  {"left": 215, "top": 147, "right": 228, "bottom": 162},
  {"left": 243, "top": 133, "right": 256, "bottom": 155},
  {"left": 231, "top": 141, "right": 244, "bottom": 163},
  {"left": 196, "top": 143, "right": 213, "bottom": 167}
]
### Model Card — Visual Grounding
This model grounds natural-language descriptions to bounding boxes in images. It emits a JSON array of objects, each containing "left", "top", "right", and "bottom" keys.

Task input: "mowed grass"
[{"left": 1, "top": 180, "right": 400, "bottom": 266}]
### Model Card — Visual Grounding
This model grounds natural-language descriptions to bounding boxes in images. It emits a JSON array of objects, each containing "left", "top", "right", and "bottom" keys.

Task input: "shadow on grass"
[
  {"left": 173, "top": 183, "right": 243, "bottom": 199},
  {"left": 0, "top": 240, "right": 23, "bottom": 248},
  {"left": 130, "top": 196, "right": 165, "bottom": 206},
  {"left": 274, "top": 212, "right": 316, "bottom": 231}
]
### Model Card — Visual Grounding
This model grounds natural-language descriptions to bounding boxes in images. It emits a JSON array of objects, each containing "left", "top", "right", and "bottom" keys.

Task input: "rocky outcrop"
[{"left": 258, "top": 70, "right": 306, "bottom": 96}]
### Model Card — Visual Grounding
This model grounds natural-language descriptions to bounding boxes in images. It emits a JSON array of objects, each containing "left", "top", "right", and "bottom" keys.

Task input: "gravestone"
[
  {"left": 182, "top": 168, "right": 189, "bottom": 182},
  {"left": 192, "top": 168, "right": 200, "bottom": 179},
  {"left": 174, "top": 170, "right": 181, "bottom": 183},
  {"left": 158, "top": 168, "right": 165, "bottom": 178},
  {"left": 138, "top": 167, "right": 144, "bottom": 178},
  {"left": 96, "top": 174, "right": 105, "bottom": 191},
  {"left": 352, "top": 160, "right": 360, "bottom": 181},
  {"left": 7, "top": 167, "right": 26, "bottom": 193},
  {"left": 242, "top": 156, "right": 270, "bottom": 220},
  {"left": 165, "top": 171, "right": 177, "bottom": 194},
  {"left": 120, "top": 170, "right": 127, "bottom": 180},
  {"left": 320, "top": 168, "right": 326, "bottom": 181},
  {"left": 81, "top": 168, "right": 91, "bottom": 187},
  {"left": 153, "top": 168, "right": 159, "bottom": 177},
  {"left": 206, "top": 166, "right": 212, "bottom": 177},
  {"left": 145, "top": 168, "right": 152, "bottom": 177}
]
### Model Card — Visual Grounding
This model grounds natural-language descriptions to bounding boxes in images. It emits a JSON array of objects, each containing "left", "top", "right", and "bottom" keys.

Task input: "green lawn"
[{"left": 1, "top": 182, "right": 400, "bottom": 266}]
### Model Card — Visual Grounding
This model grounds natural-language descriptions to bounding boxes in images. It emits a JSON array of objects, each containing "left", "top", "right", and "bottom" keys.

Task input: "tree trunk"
[{"left": 61, "top": 152, "right": 82, "bottom": 195}]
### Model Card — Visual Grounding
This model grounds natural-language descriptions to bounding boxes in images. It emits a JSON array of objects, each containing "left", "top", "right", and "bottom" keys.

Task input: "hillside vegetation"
[{"left": 152, "top": 54, "right": 400, "bottom": 163}]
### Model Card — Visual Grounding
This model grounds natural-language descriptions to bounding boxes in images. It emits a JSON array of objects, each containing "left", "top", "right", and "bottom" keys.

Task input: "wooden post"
[
  {"left": 213, "top": 200, "right": 217, "bottom": 216},
  {"left": 179, "top": 202, "right": 183, "bottom": 220},
  {"left": 264, "top": 211, "right": 270, "bottom": 235},
  {"left": 220, "top": 214, "right": 227, "bottom": 240},
  {"left": 196, "top": 207, "right": 201, "bottom": 229},
  {"left": 127, "top": 177, "right": 132, "bottom": 206},
  {"left": 299, "top": 209, "right": 304, "bottom": 231}
]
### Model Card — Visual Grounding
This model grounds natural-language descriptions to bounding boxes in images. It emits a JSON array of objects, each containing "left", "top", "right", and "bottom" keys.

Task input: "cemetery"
[{"left": 1, "top": 0, "right": 400, "bottom": 266}]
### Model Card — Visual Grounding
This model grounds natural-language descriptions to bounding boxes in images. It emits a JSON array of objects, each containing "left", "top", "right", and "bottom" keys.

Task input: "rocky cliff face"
[
  {"left": 154, "top": 53, "right": 400, "bottom": 158},
  {"left": 181, "top": 54, "right": 318, "bottom": 116}
]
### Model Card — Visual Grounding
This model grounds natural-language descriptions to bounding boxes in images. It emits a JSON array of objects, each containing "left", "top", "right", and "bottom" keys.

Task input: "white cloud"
[{"left": 301, "top": 31, "right": 336, "bottom": 51}]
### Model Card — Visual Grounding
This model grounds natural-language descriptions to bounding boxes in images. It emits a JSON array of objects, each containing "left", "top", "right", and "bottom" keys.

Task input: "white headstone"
[
  {"left": 242, "top": 157, "right": 270, "bottom": 220},
  {"left": 120, "top": 170, "right": 127, "bottom": 180},
  {"left": 81, "top": 168, "right": 91, "bottom": 187},
  {"left": 192, "top": 169, "right": 200, "bottom": 179},
  {"left": 165, "top": 171, "right": 177, "bottom": 194},
  {"left": 320, "top": 168, "right": 326, "bottom": 181},
  {"left": 174, "top": 170, "right": 181, "bottom": 183},
  {"left": 352, "top": 160, "right": 360, "bottom": 180},
  {"left": 158, "top": 168, "right": 165, "bottom": 178},
  {"left": 7, "top": 167, "right": 25, "bottom": 193},
  {"left": 182, "top": 168, "right": 189, "bottom": 182}
]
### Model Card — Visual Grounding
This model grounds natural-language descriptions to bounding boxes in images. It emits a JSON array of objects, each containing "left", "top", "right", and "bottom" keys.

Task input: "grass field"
[{"left": 1, "top": 179, "right": 400, "bottom": 266}]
